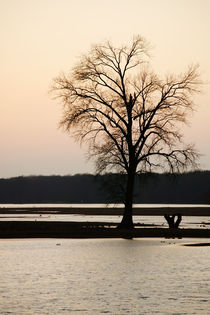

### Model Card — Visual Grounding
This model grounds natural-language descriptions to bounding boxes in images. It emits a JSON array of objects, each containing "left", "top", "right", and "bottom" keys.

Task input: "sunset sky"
[{"left": 1, "top": 0, "right": 210, "bottom": 178}]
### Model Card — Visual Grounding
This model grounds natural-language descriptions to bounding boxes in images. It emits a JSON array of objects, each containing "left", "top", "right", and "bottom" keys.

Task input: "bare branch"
[{"left": 51, "top": 37, "right": 202, "bottom": 177}]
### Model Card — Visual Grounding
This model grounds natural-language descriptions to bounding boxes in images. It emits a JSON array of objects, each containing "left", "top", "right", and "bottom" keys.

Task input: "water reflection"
[{"left": 0, "top": 238, "right": 210, "bottom": 314}]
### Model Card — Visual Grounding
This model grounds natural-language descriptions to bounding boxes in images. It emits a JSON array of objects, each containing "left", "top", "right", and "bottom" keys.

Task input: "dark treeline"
[{"left": 0, "top": 171, "right": 210, "bottom": 204}]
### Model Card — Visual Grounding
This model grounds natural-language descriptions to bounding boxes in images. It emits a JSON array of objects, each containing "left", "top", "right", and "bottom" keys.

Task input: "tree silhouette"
[{"left": 51, "top": 36, "right": 201, "bottom": 228}]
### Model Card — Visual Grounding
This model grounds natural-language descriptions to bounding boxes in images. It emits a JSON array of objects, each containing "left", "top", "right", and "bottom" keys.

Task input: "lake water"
[
  {"left": 1, "top": 204, "right": 210, "bottom": 314},
  {"left": 0, "top": 238, "right": 210, "bottom": 314}
]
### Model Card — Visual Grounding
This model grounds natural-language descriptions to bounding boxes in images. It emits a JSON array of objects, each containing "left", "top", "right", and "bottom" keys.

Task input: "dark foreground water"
[{"left": 0, "top": 238, "right": 210, "bottom": 314}]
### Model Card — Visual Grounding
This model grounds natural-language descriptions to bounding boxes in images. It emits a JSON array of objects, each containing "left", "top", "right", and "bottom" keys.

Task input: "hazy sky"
[{"left": 1, "top": 0, "right": 210, "bottom": 178}]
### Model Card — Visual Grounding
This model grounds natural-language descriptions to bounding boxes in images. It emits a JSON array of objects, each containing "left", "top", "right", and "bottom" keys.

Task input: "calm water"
[{"left": 0, "top": 238, "right": 210, "bottom": 314}]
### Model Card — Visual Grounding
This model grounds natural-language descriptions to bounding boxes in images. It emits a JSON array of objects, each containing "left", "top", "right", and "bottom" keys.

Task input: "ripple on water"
[{"left": 0, "top": 238, "right": 210, "bottom": 314}]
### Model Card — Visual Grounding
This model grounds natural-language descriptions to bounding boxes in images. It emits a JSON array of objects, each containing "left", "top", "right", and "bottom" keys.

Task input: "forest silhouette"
[{"left": 0, "top": 171, "right": 209, "bottom": 204}]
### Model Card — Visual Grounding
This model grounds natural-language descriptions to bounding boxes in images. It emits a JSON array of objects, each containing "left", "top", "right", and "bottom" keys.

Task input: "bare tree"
[{"left": 51, "top": 36, "right": 201, "bottom": 229}]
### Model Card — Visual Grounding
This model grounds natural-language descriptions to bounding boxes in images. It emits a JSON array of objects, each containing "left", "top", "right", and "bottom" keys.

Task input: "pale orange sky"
[{"left": 0, "top": 0, "right": 209, "bottom": 178}]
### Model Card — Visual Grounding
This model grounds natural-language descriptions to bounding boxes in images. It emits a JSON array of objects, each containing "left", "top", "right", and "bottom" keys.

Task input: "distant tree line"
[{"left": 0, "top": 171, "right": 209, "bottom": 204}]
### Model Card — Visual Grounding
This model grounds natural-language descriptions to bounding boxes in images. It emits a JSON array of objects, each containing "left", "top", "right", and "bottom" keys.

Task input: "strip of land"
[
  {"left": 1, "top": 206, "right": 210, "bottom": 216},
  {"left": 0, "top": 221, "right": 210, "bottom": 239},
  {"left": 1, "top": 206, "right": 210, "bottom": 238}
]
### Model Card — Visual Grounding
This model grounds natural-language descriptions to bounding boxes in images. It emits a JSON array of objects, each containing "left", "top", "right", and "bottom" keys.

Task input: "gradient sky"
[{"left": 1, "top": 0, "right": 210, "bottom": 178}]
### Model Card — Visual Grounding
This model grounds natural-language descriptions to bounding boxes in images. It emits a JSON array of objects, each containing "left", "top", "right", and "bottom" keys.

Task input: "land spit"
[
  {"left": 0, "top": 205, "right": 210, "bottom": 216},
  {"left": 0, "top": 221, "right": 210, "bottom": 239},
  {"left": 0, "top": 206, "right": 210, "bottom": 239}
]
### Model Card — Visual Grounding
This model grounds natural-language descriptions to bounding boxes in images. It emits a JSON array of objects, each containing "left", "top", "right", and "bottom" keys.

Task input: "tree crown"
[{"left": 51, "top": 36, "right": 202, "bottom": 174}]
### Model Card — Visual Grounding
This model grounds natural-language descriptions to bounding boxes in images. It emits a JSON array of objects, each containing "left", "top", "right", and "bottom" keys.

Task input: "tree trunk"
[
  {"left": 164, "top": 214, "right": 182, "bottom": 228},
  {"left": 118, "top": 171, "right": 135, "bottom": 229}
]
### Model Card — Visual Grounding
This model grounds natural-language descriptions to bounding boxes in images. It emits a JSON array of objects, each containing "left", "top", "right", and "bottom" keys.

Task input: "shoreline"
[
  {"left": 1, "top": 221, "right": 210, "bottom": 239},
  {"left": 1, "top": 205, "right": 210, "bottom": 216},
  {"left": 1, "top": 206, "right": 210, "bottom": 239}
]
